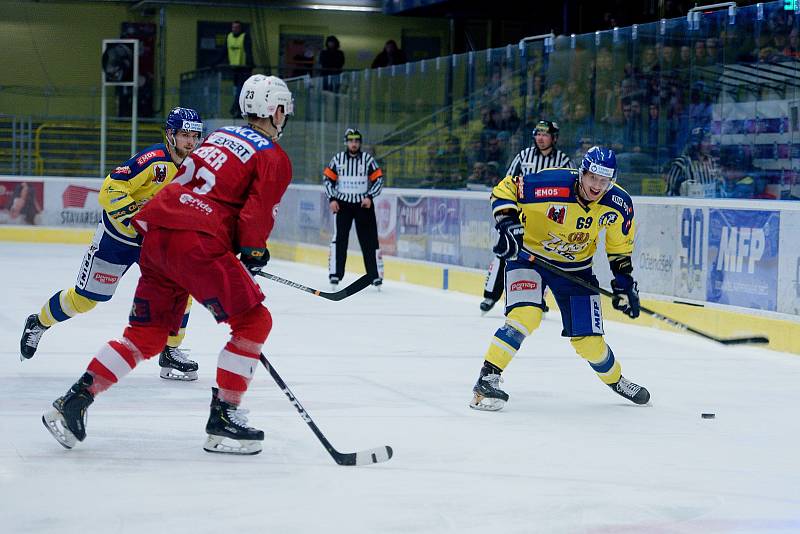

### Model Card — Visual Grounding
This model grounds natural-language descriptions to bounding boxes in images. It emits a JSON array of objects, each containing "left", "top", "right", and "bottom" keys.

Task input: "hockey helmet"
[
  {"left": 165, "top": 107, "right": 204, "bottom": 136},
  {"left": 239, "top": 75, "right": 294, "bottom": 121},
  {"left": 343, "top": 128, "right": 363, "bottom": 144},
  {"left": 533, "top": 120, "right": 560, "bottom": 142}
]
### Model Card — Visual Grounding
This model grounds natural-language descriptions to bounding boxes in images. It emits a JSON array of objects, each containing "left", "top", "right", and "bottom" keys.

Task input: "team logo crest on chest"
[
  {"left": 153, "top": 164, "right": 168, "bottom": 183},
  {"left": 547, "top": 204, "right": 567, "bottom": 224}
]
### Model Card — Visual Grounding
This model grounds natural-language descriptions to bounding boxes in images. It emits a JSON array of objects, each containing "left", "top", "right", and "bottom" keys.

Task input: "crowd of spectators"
[{"left": 393, "top": 7, "right": 800, "bottom": 198}]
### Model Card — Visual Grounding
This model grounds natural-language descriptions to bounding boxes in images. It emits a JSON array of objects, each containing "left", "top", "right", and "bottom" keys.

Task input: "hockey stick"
[
  {"left": 256, "top": 271, "right": 372, "bottom": 301},
  {"left": 259, "top": 354, "right": 393, "bottom": 466},
  {"left": 517, "top": 251, "right": 769, "bottom": 346}
]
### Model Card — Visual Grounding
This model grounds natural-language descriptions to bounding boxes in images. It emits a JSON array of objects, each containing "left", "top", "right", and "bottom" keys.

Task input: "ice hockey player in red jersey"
[{"left": 42, "top": 74, "right": 294, "bottom": 455}]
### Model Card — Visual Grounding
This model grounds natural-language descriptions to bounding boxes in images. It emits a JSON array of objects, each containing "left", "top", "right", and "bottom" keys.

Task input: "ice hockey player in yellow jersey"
[
  {"left": 470, "top": 146, "right": 650, "bottom": 410},
  {"left": 20, "top": 108, "right": 204, "bottom": 381}
]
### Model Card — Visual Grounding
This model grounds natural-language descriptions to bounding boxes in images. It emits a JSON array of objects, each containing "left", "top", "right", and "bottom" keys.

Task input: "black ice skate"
[
  {"left": 479, "top": 298, "right": 496, "bottom": 314},
  {"left": 204, "top": 387, "right": 264, "bottom": 455},
  {"left": 20, "top": 313, "right": 49, "bottom": 361},
  {"left": 469, "top": 362, "right": 509, "bottom": 411},
  {"left": 42, "top": 372, "right": 95, "bottom": 449},
  {"left": 159, "top": 346, "right": 199, "bottom": 381},
  {"left": 330, "top": 277, "right": 339, "bottom": 292},
  {"left": 608, "top": 376, "right": 651, "bottom": 405}
]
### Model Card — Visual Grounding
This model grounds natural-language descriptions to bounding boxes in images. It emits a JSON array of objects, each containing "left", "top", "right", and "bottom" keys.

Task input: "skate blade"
[
  {"left": 42, "top": 410, "right": 78, "bottom": 449},
  {"left": 203, "top": 435, "right": 262, "bottom": 455},
  {"left": 160, "top": 367, "right": 198, "bottom": 381},
  {"left": 469, "top": 393, "right": 506, "bottom": 411}
]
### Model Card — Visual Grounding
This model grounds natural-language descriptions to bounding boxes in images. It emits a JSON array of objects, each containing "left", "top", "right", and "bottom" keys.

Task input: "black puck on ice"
[{"left": 701, "top": 413, "right": 716, "bottom": 419}]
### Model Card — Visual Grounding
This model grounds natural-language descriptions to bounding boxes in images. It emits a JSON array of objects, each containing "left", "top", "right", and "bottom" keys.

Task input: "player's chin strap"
[{"left": 516, "top": 250, "right": 769, "bottom": 346}]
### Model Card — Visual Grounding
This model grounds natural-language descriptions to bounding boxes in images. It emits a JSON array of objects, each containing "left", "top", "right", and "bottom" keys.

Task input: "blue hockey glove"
[
  {"left": 492, "top": 214, "right": 524, "bottom": 261},
  {"left": 611, "top": 275, "right": 640, "bottom": 319}
]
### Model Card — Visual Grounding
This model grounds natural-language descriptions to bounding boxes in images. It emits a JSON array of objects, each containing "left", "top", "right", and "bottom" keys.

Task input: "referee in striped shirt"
[
  {"left": 324, "top": 128, "right": 385, "bottom": 289},
  {"left": 480, "top": 120, "right": 575, "bottom": 313},
  {"left": 665, "top": 127, "right": 722, "bottom": 197}
]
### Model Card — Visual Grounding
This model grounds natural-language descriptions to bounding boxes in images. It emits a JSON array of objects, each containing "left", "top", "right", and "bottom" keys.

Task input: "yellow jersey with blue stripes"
[
  {"left": 491, "top": 168, "right": 635, "bottom": 271},
  {"left": 98, "top": 143, "right": 178, "bottom": 245}
]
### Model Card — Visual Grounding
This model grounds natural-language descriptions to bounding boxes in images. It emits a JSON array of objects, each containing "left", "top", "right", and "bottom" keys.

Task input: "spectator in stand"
[
  {"left": 485, "top": 161, "right": 501, "bottom": 187},
  {"left": 465, "top": 134, "right": 486, "bottom": 172},
  {"left": 319, "top": 35, "right": 345, "bottom": 92},
  {"left": 466, "top": 162, "right": 490, "bottom": 190},
  {"left": 705, "top": 38, "right": 720, "bottom": 65},
  {"left": 371, "top": 40, "right": 407, "bottom": 68},
  {"left": 785, "top": 28, "right": 800, "bottom": 58},
  {"left": 647, "top": 102, "right": 660, "bottom": 156},
  {"left": 225, "top": 21, "right": 253, "bottom": 118},
  {"left": 438, "top": 136, "right": 467, "bottom": 187},
  {"left": 622, "top": 99, "right": 644, "bottom": 153},
  {"left": 498, "top": 104, "right": 521, "bottom": 134},
  {"left": 485, "top": 136, "right": 505, "bottom": 167},
  {"left": 693, "top": 40, "right": 707, "bottom": 67}
]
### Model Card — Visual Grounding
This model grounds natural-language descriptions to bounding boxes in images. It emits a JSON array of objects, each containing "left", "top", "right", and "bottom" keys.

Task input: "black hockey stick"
[
  {"left": 256, "top": 271, "right": 372, "bottom": 301},
  {"left": 259, "top": 354, "right": 393, "bottom": 466},
  {"left": 517, "top": 251, "right": 769, "bottom": 346}
]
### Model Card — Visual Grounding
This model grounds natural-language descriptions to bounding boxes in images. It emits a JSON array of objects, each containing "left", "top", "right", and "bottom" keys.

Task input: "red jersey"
[{"left": 133, "top": 125, "right": 292, "bottom": 252}]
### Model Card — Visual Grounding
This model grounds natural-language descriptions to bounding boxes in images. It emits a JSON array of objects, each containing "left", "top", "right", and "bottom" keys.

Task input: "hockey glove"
[
  {"left": 611, "top": 276, "right": 640, "bottom": 319},
  {"left": 492, "top": 214, "right": 524, "bottom": 261},
  {"left": 240, "top": 247, "right": 270, "bottom": 275}
]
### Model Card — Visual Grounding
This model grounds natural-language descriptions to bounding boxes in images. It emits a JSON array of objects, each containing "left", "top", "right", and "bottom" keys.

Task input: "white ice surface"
[{"left": 1, "top": 242, "right": 799, "bottom": 534}]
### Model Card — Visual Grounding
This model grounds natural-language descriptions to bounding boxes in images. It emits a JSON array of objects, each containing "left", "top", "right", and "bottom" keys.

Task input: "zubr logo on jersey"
[
  {"left": 153, "top": 164, "right": 168, "bottom": 183},
  {"left": 179, "top": 193, "right": 213, "bottom": 214},
  {"left": 510, "top": 280, "right": 537, "bottom": 291},
  {"left": 547, "top": 204, "right": 567, "bottom": 224}
]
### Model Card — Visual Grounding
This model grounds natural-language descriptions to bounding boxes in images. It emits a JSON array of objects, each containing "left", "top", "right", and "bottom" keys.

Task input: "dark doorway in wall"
[{"left": 196, "top": 21, "right": 250, "bottom": 69}]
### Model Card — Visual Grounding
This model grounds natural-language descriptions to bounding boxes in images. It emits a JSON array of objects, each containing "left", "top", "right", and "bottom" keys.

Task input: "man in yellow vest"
[{"left": 227, "top": 21, "right": 253, "bottom": 117}]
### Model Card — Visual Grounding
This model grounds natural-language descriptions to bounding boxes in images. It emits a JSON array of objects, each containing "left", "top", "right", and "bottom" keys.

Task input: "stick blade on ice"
[{"left": 336, "top": 445, "right": 393, "bottom": 466}]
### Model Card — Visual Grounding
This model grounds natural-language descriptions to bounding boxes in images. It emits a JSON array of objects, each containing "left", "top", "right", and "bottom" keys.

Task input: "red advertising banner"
[{"left": 0, "top": 180, "right": 44, "bottom": 225}]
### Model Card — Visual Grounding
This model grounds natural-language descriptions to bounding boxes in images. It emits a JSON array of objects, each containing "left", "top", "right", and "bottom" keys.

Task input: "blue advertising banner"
[
  {"left": 426, "top": 197, "right": 460, "bottom": 264},
  {"left": 397, "top": 196, "right": 428, "bottom": 260},
  {"left": 707, "top": 209, "right": 780, "bottom": 311}
]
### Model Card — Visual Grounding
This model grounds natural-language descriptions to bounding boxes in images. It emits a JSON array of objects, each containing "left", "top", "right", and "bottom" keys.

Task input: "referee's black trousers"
[{"left": 329, "top": 200, "right": 381, "bottom": 283}]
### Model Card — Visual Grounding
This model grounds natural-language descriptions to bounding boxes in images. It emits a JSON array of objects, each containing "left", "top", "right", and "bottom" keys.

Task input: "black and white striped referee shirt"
[
  {"left": 505, "top": 147, "right": 574, "bottom": 177},
  {"left": 666, "top": 154, "right": 721, "bottom": 197},
  {"left": 323, "top": 151, "right": 384, "bottom": 203}
]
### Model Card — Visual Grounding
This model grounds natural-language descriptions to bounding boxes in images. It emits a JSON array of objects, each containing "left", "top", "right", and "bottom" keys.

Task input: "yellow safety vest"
[{"left": 227, "top": 32, "right": 246, "bottom": 66}]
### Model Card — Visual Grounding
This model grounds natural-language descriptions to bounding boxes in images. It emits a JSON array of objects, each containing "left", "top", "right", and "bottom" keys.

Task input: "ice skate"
[
  {"left": 330, "top": 277, "right": 339, "bottom": 293},
  {"left": 159, "top": 346, "right": 199, "bottom": 381},
  {"left": 204, "top": 387, "right": 264, "bottom": 455},
  {"left": 372, "top": 278, "right": 382, "bottom": 292},
  {"left": 469, "top": 362, "right": 509, "bottom": 411},
  {"left": 20, "top": 313, "right": 49, "bottom": 361},
  {"left": 479, "top": 298, "right": 496, "bottom": 314},
  {"left": 608, "top": 376, "right": 650, "bottom": 405},
  {"left": 42, "top": 373, "right": 95, "bottom": 449}
]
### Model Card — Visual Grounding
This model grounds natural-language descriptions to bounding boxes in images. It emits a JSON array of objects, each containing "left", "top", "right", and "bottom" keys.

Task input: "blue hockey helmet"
[
  {"left": 165, "top": 107, "right": 204, "bottom": 136},
  {"left": 580, "top": 145, "right": 618, "bottom": 182}
]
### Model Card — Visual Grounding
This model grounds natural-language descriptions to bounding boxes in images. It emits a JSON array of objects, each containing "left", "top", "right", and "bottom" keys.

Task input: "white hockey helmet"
[{"left": 239, "top": 74, "right": 294, "bottom": 120}]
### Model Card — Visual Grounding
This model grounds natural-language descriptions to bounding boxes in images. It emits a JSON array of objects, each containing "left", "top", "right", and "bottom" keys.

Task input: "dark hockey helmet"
[
  {"left": 533, "top": 120, "right": 560, "bottom": 143},
  {"left": 343, "top": 128, "right": 363, "bottom": 144}
]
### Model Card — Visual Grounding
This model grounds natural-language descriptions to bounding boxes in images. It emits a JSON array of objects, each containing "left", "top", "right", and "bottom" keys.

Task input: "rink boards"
[{"left": 1, "top": 176, "right": 799, "bottom": 354}]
